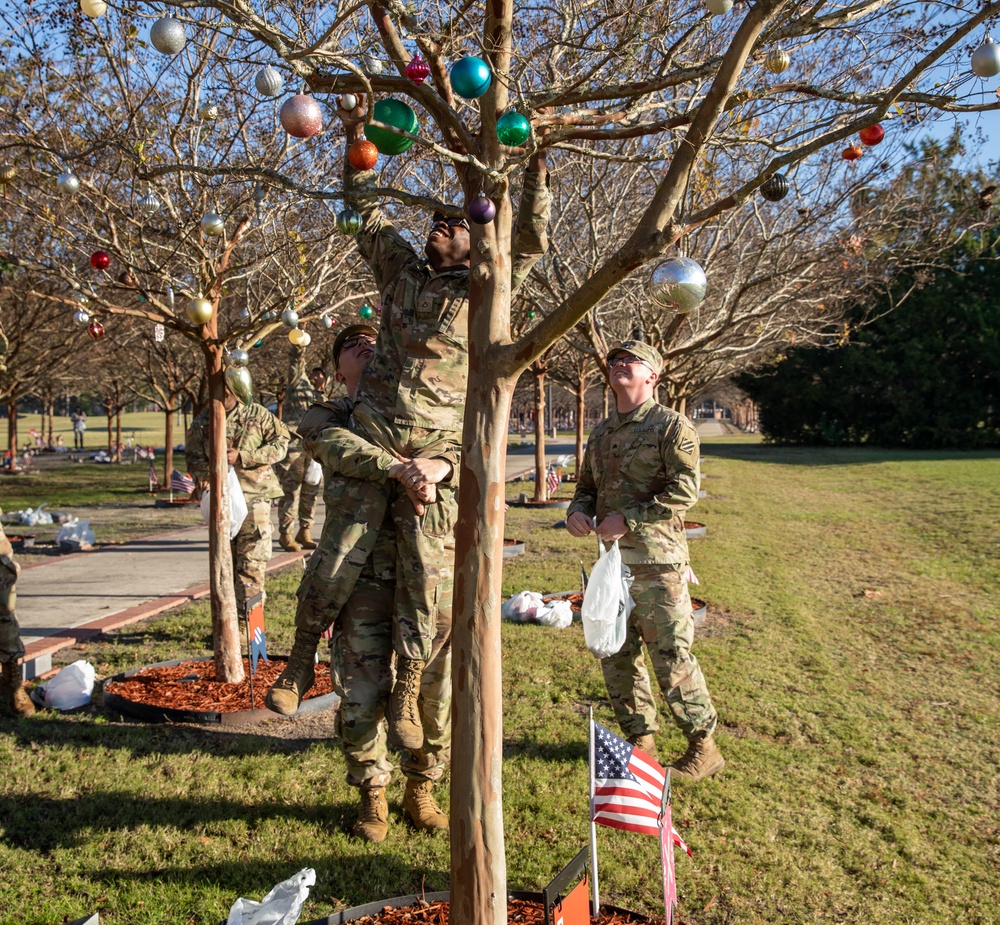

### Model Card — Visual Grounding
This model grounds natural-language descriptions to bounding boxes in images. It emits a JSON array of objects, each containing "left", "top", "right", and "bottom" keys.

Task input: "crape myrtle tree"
[
  {"left": 0, "top": 3, "right": 365, "bottom": 682},
  {"left": 166, "top": 0, "right": 996, "bottom": 918}
]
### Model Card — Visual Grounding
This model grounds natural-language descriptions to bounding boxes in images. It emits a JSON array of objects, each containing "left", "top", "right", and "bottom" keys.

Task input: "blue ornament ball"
[{"left": 450, "top": 56, "right": 492, "bottom": 99}]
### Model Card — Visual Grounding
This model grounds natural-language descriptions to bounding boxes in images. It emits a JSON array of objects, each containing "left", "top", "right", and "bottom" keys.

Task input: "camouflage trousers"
[
  {"left": 601, "top": 563, "right": 717, "bottom": 741},
  {"left": 295, "top": 404, "right": 458, "bottom": 662},
  {"left": 330, "top": 556, "right": 453, "bottom": 787},
  {"left": 0, "top": 525, "right": 24, "bottom": 662},
  {"left": 231, "top": 499, "right": 274, "bottom": 611},
  {"left": 274, "top": 447, "right": 320, "bottom": 535}
]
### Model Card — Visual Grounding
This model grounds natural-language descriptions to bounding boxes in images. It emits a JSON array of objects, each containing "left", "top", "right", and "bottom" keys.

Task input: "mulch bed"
[
  {"left": 103, "top": 657, "right": 333, "bottom": 713},
  {"left": 345, "top": 899, "right": 656, "bottom": 925},
  {"left": 544, "top": 592, "right": 583, "bottom": 612}
]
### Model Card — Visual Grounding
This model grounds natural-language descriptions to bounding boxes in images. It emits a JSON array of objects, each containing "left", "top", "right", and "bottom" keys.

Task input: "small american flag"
[
  {"left": 592, "top": 720, "right": 692, "bottom": 854},
  {"left": 148, "top": 462, "right": 159, "bottom": 488},
  {"left": 546, "top": 465, "right": 561, "bottom": 496},
  {"left": 170, "top": 469, "right": 195, "bottom": 494}
]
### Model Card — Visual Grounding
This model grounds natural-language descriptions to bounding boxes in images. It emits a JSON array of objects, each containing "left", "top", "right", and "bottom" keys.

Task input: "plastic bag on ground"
[
  {"left": 227, "top": 867, "right": 316, "bottom": 925},
  {"left": 535, "top": 599, "right": 573, "bottom": 629},
  {"left": 56, "top": 518, "right": 95, "bottom": 547},
  {"left": 34, "top": 659, "right": 96, "bottom": 710},
  {"left": 501, "top": 590, "right": 545, "bottom": 623},
  {"left": 201, "top": 466, "right": 249, "bottom": 539},
  {"left": 580, "top": 540, "right": 634, "bottom": 658}
]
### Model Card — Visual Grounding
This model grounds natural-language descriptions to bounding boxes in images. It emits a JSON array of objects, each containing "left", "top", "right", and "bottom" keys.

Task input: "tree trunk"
[
  {"left": 106, "top": 405, "right": 113, "bottom": 455},
  {"left": 7, "top": 400, "right": 16, "bottom": 457},
  {"left": 46, "top": 398, "right": 54, "bottom": 447},
  {"left": 164, "top": 403, "right": 175, "bottom": 486},
  {"left": 575, "top": 371, "right": 586, "bottom": 478},
  {"left": 533, "top": 370, "right": 547, "bottom": 501},
  {"left": 115, "top": 399, "right": 122, "bottom": 463}
]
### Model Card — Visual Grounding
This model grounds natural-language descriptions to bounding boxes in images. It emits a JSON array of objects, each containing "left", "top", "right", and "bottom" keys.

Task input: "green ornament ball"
[
  {"left": 450, "top": 56, "right": 492, "bottom": 99},
  {"left": 359, "top": 304, "right": 376, "bottom": 320},
  {"left": 497, "top": 111, "right": 531, "bottom": 146},
  {"left": 364, "top": 99, "right": 419, "bottom": 155}
]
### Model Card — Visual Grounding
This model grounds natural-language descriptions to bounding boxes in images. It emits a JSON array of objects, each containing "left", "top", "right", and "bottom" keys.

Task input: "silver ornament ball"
[
  {"left": 362, "top": 55, "right": 383, "bottom": 75},
  {"left": 201, "top": 213, "right": 225, "bottom": 236},
  {"left": 150, "top": 17, "right": 187, "bottom": 56},
  {"left": 137, "top": 191, "right": 161, "bottom": 214},
  {"left": 971, "top": 37, "right": 1000, "bottom": 79},
  {"left": 321, "top": 315, "right": 334, "bottom": 329},
  {"left": 337, "top": 208, "right": 364, "bottom": 235},
  {"left": 649, "top": 257, "right": 708, "bottom": 314},
  {"left": 198, "top": 101, "right": 220, "bottom": 121},
  {"left": 341, "top": 93, "right": 358, "bottom": 112},
  {"left": 281, "top": 308, "right": 299, "bottom": 327},
  {"left": 73, "top": 309, "right": 90, "bottom": 324},
  {"left": 254, "top": 66, "right": 284, "bottom": 98},
  {"left": 57, "top": 172, "right": 80, "bottom": 195},
  {"left": 228, "top": 348, "right": 250, "bottom": 367}
]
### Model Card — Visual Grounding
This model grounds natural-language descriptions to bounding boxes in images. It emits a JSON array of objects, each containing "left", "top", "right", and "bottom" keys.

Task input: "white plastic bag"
[
  {"left": 501, "top": 590, "right": 545, "bottom": 623},
  {"left": 535, "top": 599, "right": 574, "bottom": 629},
  {"left": 227, "top": 867, "right": 316, "bottom": 925},
  {"left": 201, "top": 467, "right": 249, "bottom": 539},
  {"left": 303, "top": 459, "right": 323, "bottom": 486},
  {"left": 580, "top": 540, "right": 634, "bottom": 658},
  {"left": 35, "top": 659, "right": 96, "bottom": 710},
  {"left": 56, "top": 518, "right": 95, "bottom": 546}
]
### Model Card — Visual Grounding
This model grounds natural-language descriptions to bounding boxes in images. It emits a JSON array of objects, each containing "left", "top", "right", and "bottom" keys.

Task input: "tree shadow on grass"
[
  {"left": 502, "top": 733, "right": 587, "bottom": 764},
  {"left": 701, "top": 441, "right": 1000, "bottom": 466}
]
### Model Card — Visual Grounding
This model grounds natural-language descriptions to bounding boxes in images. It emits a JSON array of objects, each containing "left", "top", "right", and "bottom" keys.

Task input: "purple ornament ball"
[{"left": 468, "top": 195, "right": 496, "bottom": 225}]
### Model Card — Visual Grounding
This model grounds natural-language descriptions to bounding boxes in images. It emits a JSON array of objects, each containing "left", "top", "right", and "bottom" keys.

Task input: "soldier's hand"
[
  {"left": 595, "top": 512, "right": 627, "bottom": 542},
  {"left": 566, "top": 512, "right": 594, "bottom": 537},
  {"left": 403, "top": 482, "right": 431, "bottom": 515},
  {"left": 398, "top": 457, "right": 452, "bottom": 488},
  {"left": 226, "top": 448, "right": 240, "bottom": 465}
]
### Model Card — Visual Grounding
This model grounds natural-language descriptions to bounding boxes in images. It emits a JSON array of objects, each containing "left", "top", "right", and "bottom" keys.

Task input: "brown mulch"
[
  {"left": 543, "top": 592, "right": 583, "bottom": 612},
  {"left": 103, "top": 657, "right": 334, "bottom": 713},
  {"left": 347, "top": 899, "right": 656, "bottom": 925}
]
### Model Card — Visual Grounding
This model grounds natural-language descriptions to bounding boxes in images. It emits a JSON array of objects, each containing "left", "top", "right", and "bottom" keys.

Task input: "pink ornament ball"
[{"left": 280, "top": 95, "right": 323, "bottom": 138}]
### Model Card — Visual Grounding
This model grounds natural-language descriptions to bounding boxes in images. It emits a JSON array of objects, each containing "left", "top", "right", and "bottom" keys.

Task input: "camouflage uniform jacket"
[
  {"left": 186, "top": 402, "right": 290, "bottom": 502},
  {"left": 282, "top": 347, "right": 325, "bottom": 450},
  {"left": 344, "top": 164, "right": 552, "bottom": 435},
  {"left": 568, "top": 397, "right": 700, "bottom": 565}
]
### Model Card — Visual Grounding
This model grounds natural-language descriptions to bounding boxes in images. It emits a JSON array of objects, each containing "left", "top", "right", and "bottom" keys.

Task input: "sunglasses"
[
  {"left": 431, "top": 212, "right": 470, "bottom": 231},
  {"left": 340, "top": 334, "right": 376, "bottom": 352},
  {"left": 608, "top": 354, "right": 650, "bottom": 368}
]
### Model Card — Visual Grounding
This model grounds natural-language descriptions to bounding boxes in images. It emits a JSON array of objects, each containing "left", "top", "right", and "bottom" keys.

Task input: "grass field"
[{"left": 1, "top": 440, "right": 998, "bottom": 925}]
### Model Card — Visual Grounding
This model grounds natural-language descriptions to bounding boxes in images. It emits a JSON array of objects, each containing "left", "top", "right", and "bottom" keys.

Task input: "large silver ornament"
[
  {"left": 281, "top": 307, "right": 299, "bottom": 327},
  {"left": 57, "top": 172, "right": 80, "bottom": 195},
  {"left": 336, "top": 208, "right": 364, "bottom": 235},
  {"left": 971, "top": 36, "right": 1000, "bottom": 78},
  {"left": 706, "top": 0, "right": 733, "bottom": 14},
  {"left": 137, "top": 190, "right": 161, "bottom": 214},
  {"left": 228, "top": 348, "right": 250, "bottom": 367},
  {"left": 225, "top": 366, "right": 254, "bottom": 405},
  {"left": 73, "top": 309, "right": 90, "bottom": 324},
  {"left": 201, "top": 213, "right": 225, "bottom": 236},
  {"left": 649, "top": 257, "right": 708, "bottom": 314},
  {"left": 150, "top": 17, "right": 187, "bottom": 56},
  {"left": 255, "top": 66, "right": 284, "bottom": 98},
  {"left": 198, "top": 101, "right": 220, "bottom": 121},
  {"left": 362, "top": 55, "right": 383, "bottom": 75},
  {"left": 321, "top": 315, "right": 334, "bottom": 329}
]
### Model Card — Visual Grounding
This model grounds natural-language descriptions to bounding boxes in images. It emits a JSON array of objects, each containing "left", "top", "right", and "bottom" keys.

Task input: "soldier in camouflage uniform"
[
  {"left": 278, "top": 326, "right": 453, "bottom": 840},
  {"left": 269, "top": 93, "right": 551, "bottom": 758},
  {"left": 0, "top": 326, "right": 34, "bottom": 717},
  {"left": 567, "top": 340, "right": 723, "bottom": 782},
  {"left": 186, "top": 389, "right": 290, "bottom": 615},
  {"left": 275, "top": 349, "right": 328, "bottom": 552}
]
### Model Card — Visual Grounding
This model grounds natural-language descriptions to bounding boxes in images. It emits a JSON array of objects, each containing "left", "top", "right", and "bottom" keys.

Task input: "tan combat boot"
[
  {"left": 295, "top": 527, "right": 317, "bottom": 550},
  {"left": 0, "top": 660, "right": 35, "bottom": 718},
  {"left": 669, "top": 734, "right": 724, "bottom": 782},
  {"left": 279, "top": 533, "right": 301, "bottom": 552},
  {"left": 265, "top": 630, "right": 320, "bottom": 715},
  {"left": 352, "top": 786, "right": 389, "bottom": 843},
  {"left": 388, "top": 658, "right": 424, "bottom": 750},
  {"left": 627, "top": 733, "right": 658, "bottom": 760},
  {"left": 404, "top": 780, "right": 448, "bottom": 832}
]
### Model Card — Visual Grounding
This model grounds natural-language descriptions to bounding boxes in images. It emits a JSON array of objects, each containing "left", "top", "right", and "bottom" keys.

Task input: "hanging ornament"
[
  {"left": 364, "top": 98, "right": 419, "bottom": 155},
  {"left": 359, "top": 304, "right": 375, "bottom": 320},
  {"left": 760, "top": 174, "right": 789, "bottom": 202},
  {"left": 198, "top": 101, "right": 220, "bottom": 121},
  {"left": 280, "top": 94, "right": 323, "bottom": 138},
  {"left": 73, "top": 291, "right": 90, "bottom": 305},
  {"left": 90, "top": 250, "right": 111, "bottom": 270},
  {"left": 281, "top": 307, "right": 299, "bottom": 327},
  {"left": 341, "top": 93, "right": 359, "bottom": 112},
  {"left": 149, "top": 17, "right": 187, "bottom": 56},
  {"left": 337, "top": 208, "right": 364, "bottom": 235},
  {"left": 649, "top": 257, "right": 707, "bottom": 314},
  {"left": 348, "top": 139, "right": 379, "bottom": 171},
  {"left": 497, "top": 111, "right": 531, "bottom": 146},
  {"left": 859, "top": 124, "right": 885, "bottom": 146},
  {"left": 57, "top": 172, "right": 80, "bottom": 195},
  {"left": 706, "top": 0, "right": 733, "bottom": 14},
  {"left": 137, "top": 190, "right": 161, "bottom": 214},
  {"left": 527, "top": 310, "right": 536, "bottom": 320},
  {"left": 228, "top": 348, "right": 250, "bottom": 367},
  {"left": 971, "top": 36, "right": 1000, "bottom": 78},
  {"left": 154, "top": 323, "right": 165, "bottom": 342},
  {"left": 450, "top": 56, "right": 492, "bottom": 99},
  {"left": 0, "top": 164, "right": 15, "bottom": 187},
  {"left": 201, "top": 212, "right": 225, "bottom": 236},
  {"left": 87, "top": 320, "right": 105, "bottom": 339},
  {"left": 321, "top": 315, "right": 334, "bottom": 329},
  {"left": 73, "top": 309, "right": 90, "bottom": 324},
  {"left": 468, "top": 194, "right": 496, "bottom": 225},
  {"left": 288, "top": 328, "right": 311, "bottom": 347},
  {"left": 842, "top": 144, "right": 863, "bottom": 162},
  {"left": 79, "top": 0, "right": 107, "bottom": 17},
  {"left": 225, "top": 366, "right": 254, "bottom": 405},
  {"left": 376, "top": 304, "right": 382, "bottom": 314},
  {"left": 253, "top": 339, "right": 263, "bottom": 348},
  {"left": 238, "top": 306, "right": 252, "bottom": 322},
  {"left": 765, "top": 49, "right": 790, "bottom": 74},
  {"left": 254, "top": 66, "right": 284, "bottom": 98},
  {"left": 187, "top": 297, "right": 214, "bottom": 325},
  {"left": 406, "top": 53, "right": 431, "bottom": 86},
  {"left": 362, "top": 55, "right": 383, "bottom": 75}
]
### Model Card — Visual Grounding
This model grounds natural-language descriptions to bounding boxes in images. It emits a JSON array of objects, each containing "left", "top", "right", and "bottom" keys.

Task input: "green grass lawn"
[{"left": 2, "top": 442, "right": 998, "bottom": 925}]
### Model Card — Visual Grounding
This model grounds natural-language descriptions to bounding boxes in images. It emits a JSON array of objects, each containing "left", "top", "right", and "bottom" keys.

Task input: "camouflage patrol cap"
[
  {"left": 332, "top": 323, "right": 377, "bottom": 368},
  {"left": 607, "top": 339, "right": 663, "bottom": 375}
]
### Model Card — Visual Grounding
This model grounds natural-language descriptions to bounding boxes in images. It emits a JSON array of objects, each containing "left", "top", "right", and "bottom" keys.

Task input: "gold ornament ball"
[
  {"left": 187, "top": 297, "right": 214, "bottom": 325},
  {"left": 765, "top": 49, "right": 790, "bottom": 74},
  {"left": 80, "top": 0, "right": 107, "bottom": 17},
  {"left": 198, "top": 101, "right": 220, "bottom": 121},
  {"left": 201, "top": 213, "right": 225, "bottom": 236},
  {"left": 0, "top": 164, "right": 15, "bottom": 185},
  {"left": 288, "top": 328, "right": 311, "bottom": 346}
]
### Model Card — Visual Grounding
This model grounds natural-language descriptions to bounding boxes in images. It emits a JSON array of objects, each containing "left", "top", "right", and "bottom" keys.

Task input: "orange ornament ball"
[
  {"left": 842, "top": 144, "right": 863, "bottom": 162},
  {"left": 859, "top": 124, "right": 885, "bottom": 146},
  {"left": 348, "top": 140, "right": 379, "bottom": 171}
]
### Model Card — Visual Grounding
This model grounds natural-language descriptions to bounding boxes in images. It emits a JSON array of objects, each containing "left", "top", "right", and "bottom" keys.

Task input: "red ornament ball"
[
  {"left": 279, "top": 94, "right": 323, "bottom": 138},
  {"left": 87, "top": 320, "right": 105, "bottom": 339},
  {"left": 842, "top": 145, "right": 863, "bottom": 162},
  {"left": 348, "top": 139, "right": 379, "bottom": 171},
  {"left": 90, "top": 250, "right": 110, "bottom": 270},
  {"left": 859, "top": 124, "right": 885, "bottom": 147}
]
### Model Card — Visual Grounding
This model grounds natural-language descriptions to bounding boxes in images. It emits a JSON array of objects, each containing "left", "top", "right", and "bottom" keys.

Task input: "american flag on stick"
[
  {"left": 546, "top": 465, "right": 561, "bottom": 496},
  {"left": 148, "top": 462, "right": 159, "bottom": 490},
  {"left": 170, "top": 469, "right": 195, "bottom": 494}
]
